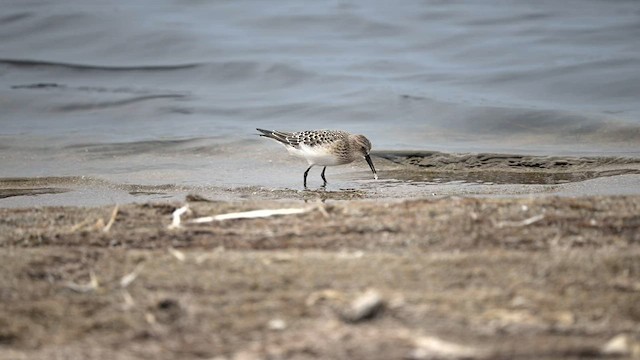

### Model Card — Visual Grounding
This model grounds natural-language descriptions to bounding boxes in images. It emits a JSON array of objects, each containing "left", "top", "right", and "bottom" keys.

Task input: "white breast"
[{"left": 286, "top": 144, "right": 347, "bottom": 166}]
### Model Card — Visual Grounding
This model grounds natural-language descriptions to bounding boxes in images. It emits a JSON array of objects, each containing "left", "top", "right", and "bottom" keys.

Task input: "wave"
[
  {"left": 479, "top": 58, "right": 640, "bottom": 85},
  {"left": 0, "top": 58, "right": 200, "bottom": 72},
  {"left": 62, "top": 137, "right": 244, "bottom": 158},
  {"left": 55, "top": 94, "right": 186, "bottom": 111},
  {"left": 245, "top": 12, "right": 404, "bottom": 38},
  {"left": 0, "top": 12, "right": 30, "bottom": 25},
  {"left": 2, "top": 58, "right": 317, "bottom": 87}
]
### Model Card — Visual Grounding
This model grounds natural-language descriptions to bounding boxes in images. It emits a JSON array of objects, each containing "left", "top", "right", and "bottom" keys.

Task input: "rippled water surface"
[{"left": 1, "top": 0, "right": 640, "bottom": 189}]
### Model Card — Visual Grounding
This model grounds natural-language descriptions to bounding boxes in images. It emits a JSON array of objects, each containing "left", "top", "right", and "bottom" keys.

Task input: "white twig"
[
  {"left": 168, "top": 205, "right": 190, "bottom": 229},
  {"left": 412, "top": 335, "right": 485, "bottom": 359},
  {"left": 495, "top": 214, "right": 545, "bottom": 228},
  {"left": 120, "top": 264, "right": 143, "bottom": 288},
  {"left": 121, "top": 290, "right": 136, "bottom": 310},
  {"left": 168, "top": 247, "right": 186, "bottom": 262},
  {"left": 188, "top": 208, "right": 310, "bottom": 223},
  {"left": 103, "top": 205, "right": 119, "bottom": 232},
  {"left": 65, "top": 270, "right": 99, "bottom": 293}
]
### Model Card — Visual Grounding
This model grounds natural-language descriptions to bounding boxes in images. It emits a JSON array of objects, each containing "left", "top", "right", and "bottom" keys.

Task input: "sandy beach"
[{"left": 2, "top": 153, "right": 640, "bottom": 359}]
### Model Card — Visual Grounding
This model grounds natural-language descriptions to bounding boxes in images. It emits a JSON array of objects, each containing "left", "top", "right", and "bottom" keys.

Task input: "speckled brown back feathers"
[{"left": 257, "top": 129, "right": 350, "bottom": 149}]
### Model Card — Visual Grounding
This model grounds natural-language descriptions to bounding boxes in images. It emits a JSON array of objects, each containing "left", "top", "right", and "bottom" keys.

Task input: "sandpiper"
[{"left": 256, "top": 128, "right": 378, "bottom": 188}]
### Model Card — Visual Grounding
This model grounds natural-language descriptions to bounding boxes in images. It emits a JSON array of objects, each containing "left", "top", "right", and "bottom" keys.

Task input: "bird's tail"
[{"left": 256, "top": 128, "right": 293, "bottom": 145}]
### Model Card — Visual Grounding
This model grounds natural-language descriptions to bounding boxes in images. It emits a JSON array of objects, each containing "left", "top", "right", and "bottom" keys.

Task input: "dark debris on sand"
[{"left": 1, "top": 196, "right": 640, "bottom": 359}]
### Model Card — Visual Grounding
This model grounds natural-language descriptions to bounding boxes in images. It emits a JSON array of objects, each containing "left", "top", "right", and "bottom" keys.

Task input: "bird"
[{"left": 256, "top": 128, "right": 378, "bottom": 188}]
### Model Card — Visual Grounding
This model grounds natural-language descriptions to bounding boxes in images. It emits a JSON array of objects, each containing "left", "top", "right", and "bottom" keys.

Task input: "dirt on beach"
[{"left": 1, "top": 153, "right": 640, "bottom": 359}]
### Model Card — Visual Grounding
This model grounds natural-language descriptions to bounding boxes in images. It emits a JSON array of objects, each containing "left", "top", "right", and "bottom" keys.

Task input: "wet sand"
[
  {"left": 1, "top": 153, "right": 640, "bottom": 359},
  {"left": 2, "top": 151, "right": 640, "bottom": 208}
]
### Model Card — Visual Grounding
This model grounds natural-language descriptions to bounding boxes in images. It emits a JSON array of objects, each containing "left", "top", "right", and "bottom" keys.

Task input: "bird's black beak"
[{"left": 365, "top": 154, "right": 378, "bottom": 180}]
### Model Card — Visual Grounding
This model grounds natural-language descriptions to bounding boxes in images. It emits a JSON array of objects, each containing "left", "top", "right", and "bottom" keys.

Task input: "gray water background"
[{"left": 1, "top": 0, "right": 640, "bottom": 189}]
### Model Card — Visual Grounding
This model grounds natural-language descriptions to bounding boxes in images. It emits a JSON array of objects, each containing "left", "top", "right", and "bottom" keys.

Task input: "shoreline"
[{"left": 2, "top": 151, "right": 640, "bottom": 208}]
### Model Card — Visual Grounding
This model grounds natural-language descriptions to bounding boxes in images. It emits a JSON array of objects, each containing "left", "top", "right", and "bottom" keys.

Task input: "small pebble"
[
  {"left": 340, "top": 289, "right": 385, "bottom": 323},
  {"left": 601, "top": 334, "right": 631, "bottom": 356},
  {"left": 267, "top": 318, "right": 287, "bottom": 331}
]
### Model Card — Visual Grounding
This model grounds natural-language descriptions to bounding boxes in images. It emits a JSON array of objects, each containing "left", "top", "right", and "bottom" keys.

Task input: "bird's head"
[
  {"left": 351, "top": 134, "right": 372, "bottom": 155},
  {"left": 351, "top": 134, "right": 378, "bottom": 180}
]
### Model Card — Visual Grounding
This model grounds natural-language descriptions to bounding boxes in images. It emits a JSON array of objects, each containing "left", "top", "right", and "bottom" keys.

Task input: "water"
[{"left": 1, "top": 0, "right": 640, "bottom": 190}]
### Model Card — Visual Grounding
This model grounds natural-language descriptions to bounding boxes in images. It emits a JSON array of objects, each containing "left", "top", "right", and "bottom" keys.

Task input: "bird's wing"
[
  {"left": 292, "top": 130, "right": 345, "bottom": 147},
  {"left": 256, "top": 128, "right": 297, "bottom": 146},
  {"left": 257, "top": 129, "right": 346, "bottom": 148}
]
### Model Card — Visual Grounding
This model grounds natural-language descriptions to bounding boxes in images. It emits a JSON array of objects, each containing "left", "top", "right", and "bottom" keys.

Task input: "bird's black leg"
[
  {"left": 320, "top": 166, "right": 327, "bottom": 188},
  {"left": 303, "top": 165, "right": 313, "bottom": 189}
]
